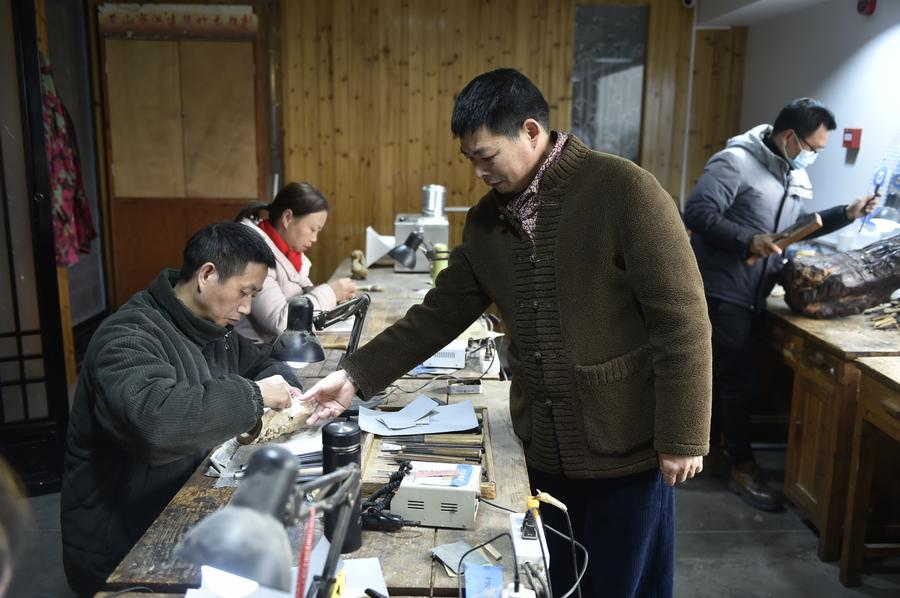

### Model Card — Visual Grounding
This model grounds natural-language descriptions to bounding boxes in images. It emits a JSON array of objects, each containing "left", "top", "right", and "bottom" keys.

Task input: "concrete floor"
[{"left": 8, "top": 450, "right": 900, "bottom": 597}]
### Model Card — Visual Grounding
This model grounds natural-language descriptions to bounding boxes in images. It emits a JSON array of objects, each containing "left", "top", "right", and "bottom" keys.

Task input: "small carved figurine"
[{"left": 350, "top": 249, "right": 368, "bottom": 280}]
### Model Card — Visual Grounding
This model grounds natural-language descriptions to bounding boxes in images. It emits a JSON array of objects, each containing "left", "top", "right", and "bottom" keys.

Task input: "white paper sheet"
[
  {"left": 373, "top": 395, "right": 438, "bottom": 429},
  {"left": 359, "top": 396, "right": 478, "bottom": 436}
]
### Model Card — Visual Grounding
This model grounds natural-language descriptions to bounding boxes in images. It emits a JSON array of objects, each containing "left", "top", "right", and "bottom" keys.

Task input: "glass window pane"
[
  {"left": 2, "top": 384, "right": 25, "bottom": 423},
  {"left": 0, "top": 361, "right": 17, "bottom": 382},
  {"left": 24, "top": 356, "right": 44, "bottom": 379},
  {"left": 572, "top": 5, "right": 648, "bottom": 162},
  {"left": 27, "top": 383, "right": 47, "bottom": 418}
]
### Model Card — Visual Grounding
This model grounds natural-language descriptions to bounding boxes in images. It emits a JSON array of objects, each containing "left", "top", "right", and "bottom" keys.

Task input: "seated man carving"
[{"left": 61, "top": 221, "right": 300, "bottom": 595}]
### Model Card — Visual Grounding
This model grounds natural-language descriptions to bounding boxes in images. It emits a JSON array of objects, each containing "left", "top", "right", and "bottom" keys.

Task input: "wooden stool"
[{"left": 839, "top": 357, "right": 900, "bottom": 586}]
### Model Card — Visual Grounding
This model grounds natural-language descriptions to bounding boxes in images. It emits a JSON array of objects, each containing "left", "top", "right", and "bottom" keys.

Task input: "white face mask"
[{"left": 784, "top": 132, "right": 818, "bottom": 170}]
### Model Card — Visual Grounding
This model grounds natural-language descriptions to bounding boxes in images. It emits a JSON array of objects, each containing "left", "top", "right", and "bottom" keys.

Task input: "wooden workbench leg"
[
  {"left": 839, "top": 417, "right": 876, "bottom": 586},
  {"left": 818, "top": 375, "right": 860, "bottom": 562}
]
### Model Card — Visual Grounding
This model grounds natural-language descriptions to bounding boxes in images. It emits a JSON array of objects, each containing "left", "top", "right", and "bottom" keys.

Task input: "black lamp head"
[
  {"left": 175, "top": 446, "right": 298, "bottom": 593},
  {"left": 271, "top": 295, "right": 326, "bottom": 364},
  {"left": 388, "top": 231, "right": 425, "bottom": 269},
  {"left": 271, "top": 329, "right": 326, "bottom": 364}
]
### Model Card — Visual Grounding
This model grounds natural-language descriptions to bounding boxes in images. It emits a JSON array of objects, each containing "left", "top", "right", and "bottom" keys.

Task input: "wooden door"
[
  {"left": 102, "top": 37, "right": 261, "bottom": 305},
  {"left": 785, "top": 368, "right": 835, "bottom": 518}
]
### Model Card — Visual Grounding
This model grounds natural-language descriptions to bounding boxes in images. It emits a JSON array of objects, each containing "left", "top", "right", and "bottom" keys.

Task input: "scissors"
[{"left": 859, "top": 167, "right": 887, "bottom": 232}]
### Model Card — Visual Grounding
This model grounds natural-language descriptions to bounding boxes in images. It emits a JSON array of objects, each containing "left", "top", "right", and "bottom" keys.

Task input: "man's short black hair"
[
  {"left": 178, "top": 221, "right": 276, "bottom": 283},
  {"left": 772, "top": 98, "right": 837, "bottom": 139},
  {"left": 450, "top": 68, "right": 550, "bottom": 139}
]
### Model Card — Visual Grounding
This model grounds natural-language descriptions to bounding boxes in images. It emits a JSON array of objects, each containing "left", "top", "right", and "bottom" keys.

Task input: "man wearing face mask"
[{"left": 684, "top": 98, "right": 876, "bottom": 511}]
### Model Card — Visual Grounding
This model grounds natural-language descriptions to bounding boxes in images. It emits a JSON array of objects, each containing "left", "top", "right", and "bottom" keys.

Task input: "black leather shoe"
[{"left": 729, "top": 461, "right": 784, "bottom": 512}]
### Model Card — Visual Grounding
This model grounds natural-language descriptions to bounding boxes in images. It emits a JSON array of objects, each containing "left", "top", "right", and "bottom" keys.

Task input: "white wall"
[{"left": 740, "top": 0, "right": 900, "bottom": 213}]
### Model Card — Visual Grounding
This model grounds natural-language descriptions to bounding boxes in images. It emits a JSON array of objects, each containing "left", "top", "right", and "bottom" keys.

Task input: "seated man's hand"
[
  {"left": 300, "top": 369, "right": 358, "bottom": 425},
  {"left": 658, "top": 453, "right": 703, "bottom": 486},
  {"left": 256, "top": 374, "right": 293, "bottom": 410},
  {"left": 749, "top": 232, "right": 787, "bottom": 258}
]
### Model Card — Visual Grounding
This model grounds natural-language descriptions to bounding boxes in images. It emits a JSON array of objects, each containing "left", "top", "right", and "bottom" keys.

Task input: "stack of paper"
[{"left": 358, "top": 395, "right": 478, "bottom": 437}]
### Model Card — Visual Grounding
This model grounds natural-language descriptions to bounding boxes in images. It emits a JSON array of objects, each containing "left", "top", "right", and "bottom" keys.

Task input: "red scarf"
[{"left": 258, "top": 220, "right": 303, "bottom": 272}]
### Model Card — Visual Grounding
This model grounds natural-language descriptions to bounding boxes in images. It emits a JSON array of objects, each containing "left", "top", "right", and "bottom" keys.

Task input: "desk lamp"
[
  {"left": 176, "top": 445, "right": 361, "bottom": 598},
  {"left": 271, "top": 294, "right": 371, "bottom": 367},
  {"left": 387, "top": 230, "right": 436, "bottom": 270}
]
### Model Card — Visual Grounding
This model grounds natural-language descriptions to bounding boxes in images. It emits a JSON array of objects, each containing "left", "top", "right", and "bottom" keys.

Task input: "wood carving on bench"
[{"left": 780, "top": 234, "right": 900, "bottom": 318}]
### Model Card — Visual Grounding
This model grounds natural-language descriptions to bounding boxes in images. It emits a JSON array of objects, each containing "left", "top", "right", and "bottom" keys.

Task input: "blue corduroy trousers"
[{"left": 528, "top": 466, "right": 674, "bottom": 598}]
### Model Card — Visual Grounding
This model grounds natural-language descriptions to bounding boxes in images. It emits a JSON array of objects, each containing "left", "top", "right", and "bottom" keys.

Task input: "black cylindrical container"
[{"left": 322, "top": 420, "right": 362, "bottom": 552}]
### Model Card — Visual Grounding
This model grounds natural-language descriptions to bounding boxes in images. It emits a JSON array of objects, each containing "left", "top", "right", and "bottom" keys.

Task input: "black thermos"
[{"left": 322, "top": 420, "right": 362, "bottom": 552}]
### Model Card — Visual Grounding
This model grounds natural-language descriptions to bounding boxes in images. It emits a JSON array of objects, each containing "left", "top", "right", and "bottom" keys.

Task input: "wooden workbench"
[
  {"left": 317, "top": 262, "right": 502, "bottom": 380},
  {"left": 105, "top": 265, "right": 527, "bottom": 596},
  {"left": 840, "top": 357, "right": 900, "bottom": 586},
  {"left": 762, "top": 298, "right": 900, "bottom": 561}
]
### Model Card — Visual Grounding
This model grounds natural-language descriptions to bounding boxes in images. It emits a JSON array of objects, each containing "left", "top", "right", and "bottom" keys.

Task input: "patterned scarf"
[
  {"left": 507, "top": 131, "right": 569, "bottom": 240},
  {"left": 258, "top": 219, "right": 303, "bottom": 272}
]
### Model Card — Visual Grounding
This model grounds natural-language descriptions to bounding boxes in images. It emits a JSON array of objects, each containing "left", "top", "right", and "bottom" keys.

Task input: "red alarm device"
[{"left": 858, "top": 0, "right": 876, "bottom": 16}]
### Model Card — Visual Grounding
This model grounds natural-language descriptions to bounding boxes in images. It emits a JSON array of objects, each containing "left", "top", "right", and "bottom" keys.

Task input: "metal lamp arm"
[
  {"left": 292, "top": 464, "right": 360, "bottom": 521},
  {"left": 289, "top": 463, "right": 362, "bottom": 598},
  {"left": 419, "top": 236, "right": 437, "bottom": 260},
  {"left": 312, "top": 293, "right": 371, "bottom": 355}
]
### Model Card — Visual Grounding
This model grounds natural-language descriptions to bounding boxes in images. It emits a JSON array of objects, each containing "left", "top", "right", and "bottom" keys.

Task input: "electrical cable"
[
  {"left": 534, "top": 490, "right": 581, "bottom": 598},
  {"left": 521, "top": 559, "right": 540, "bottom": 593},
  {"left": 531, "top": 507, "right": 552, "bottom": 598},
  {"left": 525, "top": 505, "right": 553, "bottom": 598},
  {"left": 479, "top": 497, "right": 589, "bottom": 598},
  {"left": 375, "top": 337, "right": 498, "bottom": 403},
  {"left": 294, "top": 504, "right": 315, "bottom": 598},
  {"left": 561, "top": 508, "right": 581, "bottom": 598},
  {"left": 454, "top": 531, "right": 516, "bottom": 598},
  {"left": 545, "top": 524, "right": 588, "bottom": 598},
  {"left": 523, "top": 561, "right": 551, "bottom": 598}
]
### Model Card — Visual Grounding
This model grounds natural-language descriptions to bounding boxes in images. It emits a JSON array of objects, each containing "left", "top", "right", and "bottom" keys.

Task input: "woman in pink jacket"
[{"left": 233, "top": 182, "right": 356, "bottom": 343}]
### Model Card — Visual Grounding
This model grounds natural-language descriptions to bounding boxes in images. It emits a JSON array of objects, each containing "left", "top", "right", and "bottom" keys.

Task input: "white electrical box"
[
  {"left": 391, "top": 461, "right": 481, "bottom": 529},
  {"left": 509, "top": 512, "right": 550, "bottom": 578},
  {"left": 422, "top": 338, "right": 468, "bottom": 369}
]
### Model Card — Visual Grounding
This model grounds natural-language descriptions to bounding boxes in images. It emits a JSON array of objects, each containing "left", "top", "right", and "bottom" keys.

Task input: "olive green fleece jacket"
[
  {"left": 61, "top": 269, "right": 302, "bottom": 594},
  {"left": 343, "top": 135, "right": 712, "bottom": 479}
]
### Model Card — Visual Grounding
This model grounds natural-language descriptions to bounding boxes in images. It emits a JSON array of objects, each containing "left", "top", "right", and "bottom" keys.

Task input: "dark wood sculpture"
[{"left": 780, "top": 234, "right": 900, "bottom": 318}]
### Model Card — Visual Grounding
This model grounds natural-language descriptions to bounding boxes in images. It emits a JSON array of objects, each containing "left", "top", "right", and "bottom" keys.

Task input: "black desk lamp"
[
  {"left": 176, "top": 444, "right": 361, "bottom": 598},
  {"left": 387, "top": 230, "right": 436, "bottom": 270},
  {"left": 271, "top": 294, "right": 371, "bottom": 366}
]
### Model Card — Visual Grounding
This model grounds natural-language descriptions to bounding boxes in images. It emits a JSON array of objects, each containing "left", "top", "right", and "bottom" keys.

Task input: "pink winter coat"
[{"left": 233, "top": 218, "right": 337, "bottom": 343}]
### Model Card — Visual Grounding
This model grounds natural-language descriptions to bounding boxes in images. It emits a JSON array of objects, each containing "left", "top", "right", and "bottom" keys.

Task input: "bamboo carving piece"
[{"left": 780, "top": 234, "right": 900, "bottom": 318}]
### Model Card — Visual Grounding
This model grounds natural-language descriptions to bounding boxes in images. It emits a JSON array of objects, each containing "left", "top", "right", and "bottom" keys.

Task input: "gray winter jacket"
[
  {"left": 61, "top": 269, "right": 301, "bottom": 594},
  {"left": 684, "top": 124, "right": 851, "bottom": 311}
]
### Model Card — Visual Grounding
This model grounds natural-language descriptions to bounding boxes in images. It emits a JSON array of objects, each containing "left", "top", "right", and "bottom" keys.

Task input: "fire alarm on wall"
[
  {"left": 858, "top": 0, "right": 877, "bottom": 16},
  {"left": 843, "top": 128, "right": 862, "bottom": 149}
]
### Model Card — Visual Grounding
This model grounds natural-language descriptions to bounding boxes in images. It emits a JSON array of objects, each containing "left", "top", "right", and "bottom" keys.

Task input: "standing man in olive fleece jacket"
[
  {"left": 61, "top": 222, "right": 301, "bottom": 596},
  {"left": 301, "top": 69, "right": 712, "bottom": 597}
]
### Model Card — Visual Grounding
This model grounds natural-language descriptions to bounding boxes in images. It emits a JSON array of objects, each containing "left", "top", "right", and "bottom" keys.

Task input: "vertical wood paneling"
[
  {"left": 181, "top": 41, "right": 258, "bottom": 198},
  {"left": 105, "top": 40, "right": 185, "bottom": 198},
  {"left": 686, "top": 27, "right": 747, "bottom": 194},
  {"left": 283, "top": 1, "right": 740, "bottom": 282}
]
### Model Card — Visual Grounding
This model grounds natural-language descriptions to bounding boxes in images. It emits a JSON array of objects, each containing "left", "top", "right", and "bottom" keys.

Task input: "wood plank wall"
[
  {"left": 282, "top": 0, "right": 740, "bottom": 283},
  {"left": 685, "top": 27, "right": 747, "bottom": 194}
]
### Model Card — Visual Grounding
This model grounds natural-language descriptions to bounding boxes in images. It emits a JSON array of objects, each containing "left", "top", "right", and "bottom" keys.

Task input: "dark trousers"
[
  {"left": 527, "top": 466, "right": 674, "bottom": 598},
  {"left": 707, "top": 297, "right": 759, "bottom": 464}
]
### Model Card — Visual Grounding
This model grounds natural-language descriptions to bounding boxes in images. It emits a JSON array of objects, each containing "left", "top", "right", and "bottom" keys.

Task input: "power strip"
[{"left": 509, "top": 511, "right": 550, "bottom": 581}]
